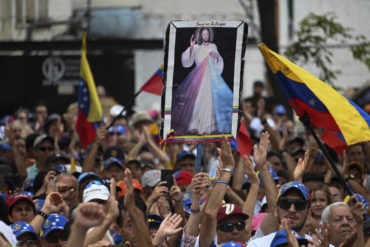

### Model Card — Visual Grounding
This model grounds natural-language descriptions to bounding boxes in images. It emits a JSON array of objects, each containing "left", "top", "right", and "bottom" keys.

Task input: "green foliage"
[{"left": 285, "top": 12, "right": 370, "bottom": 87}]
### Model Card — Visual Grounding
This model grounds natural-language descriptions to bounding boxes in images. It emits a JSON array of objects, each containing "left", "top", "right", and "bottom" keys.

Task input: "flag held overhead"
[
  {"left": 258, "top": 43, "right": 370, "bottom": 153},
  {"left": 76, "top": 32, "right": 103, "bottom": 148}
]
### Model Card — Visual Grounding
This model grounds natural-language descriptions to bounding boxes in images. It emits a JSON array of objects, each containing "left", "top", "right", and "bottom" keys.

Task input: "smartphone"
[{"left": 161, "top": 169, "right": 174, "bottom": 190}]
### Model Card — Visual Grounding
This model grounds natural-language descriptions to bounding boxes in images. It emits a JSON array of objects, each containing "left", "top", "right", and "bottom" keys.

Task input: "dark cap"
[
  {"left": 33, "top": 134, "right": 54, "bottom": 149},
  {"left": 217, "top": 203, "right": 249, "bottom": 222},
  {"left": 103, "top": 146, "right": 125, "bottom": 161},
  {"left": 176, "top": 151, "right": 196, "bottom": 163}
]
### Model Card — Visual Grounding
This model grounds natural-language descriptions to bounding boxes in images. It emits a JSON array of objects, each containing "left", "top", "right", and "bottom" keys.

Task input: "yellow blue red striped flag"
[{"left": 259, "top": 43, "right": 370, "bottom": 154}]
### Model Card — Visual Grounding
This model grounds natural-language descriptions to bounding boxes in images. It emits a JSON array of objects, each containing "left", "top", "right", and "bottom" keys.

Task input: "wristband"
[
  {"left": 216, "top": 179, "right": 229, "bottom": 185},
  {"left": 190, "top": 208, "right": 200, "bottom": 213},
  {"left": 221, "top": 168, "right": 233, "bottom": 174},
  {"left": 37, "top": 211, "right": 48, "bottom": 220}
]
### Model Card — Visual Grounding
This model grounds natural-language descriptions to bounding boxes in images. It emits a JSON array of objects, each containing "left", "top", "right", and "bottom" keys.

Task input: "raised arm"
[
  {"left": 123, "top": 169, "right": 152, "bottom": 247},
  {"left": 65, "top": 202, "right": 105, "bottom": 247},
  {"left": 199, "top": 136, "right": 235, "bottom": 247},
  {"left": 82, "top": 125, "right": 107, "bottom": 172},
  {"left": 255, "top": 132, "right": 279, "bottom": 235},
  {"left": 242, "top": 155, "right": 260, "bottom": 241}
]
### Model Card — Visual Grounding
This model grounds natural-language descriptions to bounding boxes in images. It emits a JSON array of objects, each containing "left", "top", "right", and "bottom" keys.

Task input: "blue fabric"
[{"left": 209, "top": 57, "right": 233, "bottom": 133}]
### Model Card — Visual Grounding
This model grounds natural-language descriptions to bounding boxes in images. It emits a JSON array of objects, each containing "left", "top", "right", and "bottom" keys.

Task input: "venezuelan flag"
[
  {"left": 140, "top": 64, "right": 164, "bottom": 95},
  {"left": 259, "top": 43, "right": 370, "bottom": 154},
  {"left": 75, "top": 32, "right": 103, "bottom": 148}
]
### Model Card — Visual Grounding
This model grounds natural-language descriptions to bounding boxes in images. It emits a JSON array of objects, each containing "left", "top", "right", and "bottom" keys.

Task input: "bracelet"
[
  {"left": 221, "top": 168, "right": 233, "bottom": 174},
  {"left": 216, "top": 179, "right": 229, "bottom": 185},
  {"left": 37, "top": 211, "right": 48, "bottom": 220},
  {"left": 190, "top": 208, "right": 200, "bottom": 213}
]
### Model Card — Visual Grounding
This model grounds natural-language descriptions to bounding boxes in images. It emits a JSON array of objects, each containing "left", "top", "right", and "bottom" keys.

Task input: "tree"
[{"left": 285, "top": 12, "right": 370, "bottom": 87}]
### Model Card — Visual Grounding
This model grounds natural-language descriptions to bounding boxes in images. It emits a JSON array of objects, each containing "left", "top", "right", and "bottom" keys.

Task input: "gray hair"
[{"left": 321, "top": 202, "right": 349, "bottom": 223}]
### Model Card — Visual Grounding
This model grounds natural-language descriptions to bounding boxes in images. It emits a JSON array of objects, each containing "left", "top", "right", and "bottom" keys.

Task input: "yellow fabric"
[{"left": 81, "top": 32, "right": 102, "bottom": 122}]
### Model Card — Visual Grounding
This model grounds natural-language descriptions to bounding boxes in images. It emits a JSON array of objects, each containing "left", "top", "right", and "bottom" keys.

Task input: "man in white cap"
[{"left": 82, "top": 180, "right": 118, "bottom": 246}]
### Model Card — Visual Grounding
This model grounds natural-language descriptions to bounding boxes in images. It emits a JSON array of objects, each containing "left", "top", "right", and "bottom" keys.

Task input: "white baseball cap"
[{"left": 83, "top": 181, "right": 110, "bottom": 203}]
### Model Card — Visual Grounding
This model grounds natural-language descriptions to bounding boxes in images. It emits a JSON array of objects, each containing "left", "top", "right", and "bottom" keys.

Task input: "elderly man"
[
  {"left": 52, "top": 173, "right": 78, "bottom": 208},
  {"left": 321, "top": 201, "right": 365, "bottom": 246}
]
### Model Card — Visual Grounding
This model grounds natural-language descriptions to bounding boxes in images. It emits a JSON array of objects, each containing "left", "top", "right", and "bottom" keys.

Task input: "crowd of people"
[{"left": 0, "top": 81, "right": 369, "bottom": 247}]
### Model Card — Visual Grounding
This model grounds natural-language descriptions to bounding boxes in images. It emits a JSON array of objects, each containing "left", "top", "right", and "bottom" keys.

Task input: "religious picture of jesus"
[
  {"left": 162, "top": 21, "right": 247, "bottom": 143},
  {"left": 171, "top": 27, "right": 233, "bottom": 135}
]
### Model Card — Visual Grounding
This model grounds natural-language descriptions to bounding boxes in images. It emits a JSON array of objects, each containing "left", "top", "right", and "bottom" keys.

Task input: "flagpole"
[
  {"left": 106, "top": 90, "right": 142, "bottom": 129},
  {"left": 299, "top": 114, "right": 353, "bottom": 195}
]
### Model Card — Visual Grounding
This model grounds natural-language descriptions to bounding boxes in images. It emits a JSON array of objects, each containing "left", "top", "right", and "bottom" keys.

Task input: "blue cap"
[
  {"left": 277, "top": 181, "right": 309, "bottom": 201},
  {"left": 54, "top": 164, "right": 67, "bottom": 173},
  {"left": 274, "top": 104, "right": 287, "bottom": 115},
  {"left": 77, "top": 172, "right": 101, "bottom": 184},
  {"left": 23, "top": 179, "right": 34, "bottom": 192},
  {"left": 104, "top": 157, "right": 123, "bottom": 170},
  {"left": 108, "top": 125, "right": 126, "bottom": 135},
  {"left": 41, "top": 214, "right": 67, "bottom": 239},
  {"left": 0, "top": 142, "right": 11, "bottom": 151},
  {"left": 270, "top": 230, "right": 308, "bottom": 247},
  {"left": 147, "top": 214, "right": 163, "bottom": 228},
  {"left": 182, "top": 192, "right": 192, "bottom": 213},
  {"left": 176, "top": 151, "right": 196, "bottom": 162},
  {"left": 11, "top": 222, "right": 38, "bottom": 239},
  {"left": 243, "top": 168, "right": 279, "bottom": 187},
  {"left": 218, "top": 241, "right": 246, "bottom": 247},
  {"left": 112, "top": 230, "right": 123, "bottom": 244},
  {"left": 33, "top": 199, "right": 45, "bottom": 213}
]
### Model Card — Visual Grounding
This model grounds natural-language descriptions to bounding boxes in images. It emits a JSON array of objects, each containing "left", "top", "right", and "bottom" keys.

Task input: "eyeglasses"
[
  {"left": 57, "top": 186, "right": 76, "bottom": 193},
  {"left": 278, "top": 198, "right": 308, "bottom": 211},
  {"left": 217, "top": 221, "right": 245, "bottom": 232},
  {"left": 38, "top": 146, "right": 54, "bottom": 152}
]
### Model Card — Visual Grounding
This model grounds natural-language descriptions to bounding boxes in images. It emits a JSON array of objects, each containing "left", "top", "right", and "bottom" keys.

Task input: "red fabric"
[
  {"left": 237, "top": 119, "right": 253, "bottom": 157},
  {"left": 321, "top": 130, "right": 348, "bottom": 155},
  {"left": 141, "top": 74, "right": 163, "bottom": 95},
  {"left": 76, "top": 110, "right": 96, "bottom": 148}
]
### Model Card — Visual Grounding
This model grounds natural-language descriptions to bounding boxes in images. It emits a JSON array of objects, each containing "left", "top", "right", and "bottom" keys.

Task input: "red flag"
[
  {"left": 237, "top": 119, "right": 253, "bottom": 157},
  {"left": 140, "top": 65, "right": 164, "bottom": 95}
]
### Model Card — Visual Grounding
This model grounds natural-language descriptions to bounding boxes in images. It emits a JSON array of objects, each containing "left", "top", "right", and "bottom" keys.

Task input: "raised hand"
[
  {"left": 74, "top": 202, "right": 106, "bottom": 229},
  {"left": 153, "top": 213, "right": 183, "bottom": 246},
  {"left": 42, "top": 192, "right": 65, "bottom": 215},
  {"left": 218, "top": 135, "right": 235, "bottom": 170},
  {"left": 282, "top": 218, "right": 300, "bottom": 247},
  {"left": 293, "top": 150, "right": 310, "bottom": 181},
  {"left": 190, "top": 34, "right": 196, "bottom": 47},
  {"left": 243, "top": 155, "right": 259, "bottom": 185},
  {"left": 95, "top": 124, "right": 108, "bottom": 144},
  {"left": 169, "top": 175, "right": 182, "bottom": 203},
  {"left": 106, "top": 178, "right": 119, "bottom": 219},
  {"left": 158, "top": 213, "right": 183, "bottom": 236},
  {"left": 149, "top": 181, "right": 169, "bottom": 203},
  {"left": 257, "top": 98, "right": 265, "bottom": 120},
  {"left": 254, "top": 132, "right": 270, "bottom": 169}
]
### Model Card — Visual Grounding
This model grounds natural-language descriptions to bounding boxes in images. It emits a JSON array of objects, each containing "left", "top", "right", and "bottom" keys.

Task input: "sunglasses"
[
  {"left": 278, "top": 198, "right": 308, "bottom": 211},
  {"left": 217, "top": 221, "right": 245, "bottom": 232},
  {"left": 38, "top": 146, "right": 54, "bottom": 151},
  {"left": 17, "top": 239, "right": 38, "bottom": 246}
]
